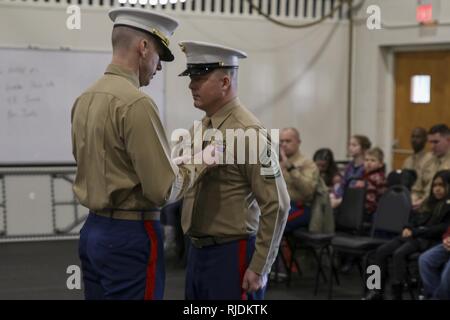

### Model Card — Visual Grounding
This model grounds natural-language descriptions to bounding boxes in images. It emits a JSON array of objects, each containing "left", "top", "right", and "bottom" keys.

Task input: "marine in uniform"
[
  {"left": 71, "top": 9, "right": 208, "bottom": 300},
  {"left": 402, "top": 127, "right": 433, "bottom": 201},
  {"left": 279, "top": 127, "right": 319, "bottom": 232},
  {"left": 178, "top": 41, "right": 290, "bottom": 300},
  {"left": 412, "top": 124, "right": 450, "bottom": 207}
]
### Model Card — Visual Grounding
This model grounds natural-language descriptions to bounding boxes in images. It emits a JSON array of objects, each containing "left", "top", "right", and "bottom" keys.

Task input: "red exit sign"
[{"left": 416, "top": 4, "right": 433, "bottom": 24}]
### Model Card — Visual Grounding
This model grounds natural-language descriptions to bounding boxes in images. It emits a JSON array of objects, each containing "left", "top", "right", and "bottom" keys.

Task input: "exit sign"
[{"left": 417, "top": 4, "right": 433, "bottom": 24}]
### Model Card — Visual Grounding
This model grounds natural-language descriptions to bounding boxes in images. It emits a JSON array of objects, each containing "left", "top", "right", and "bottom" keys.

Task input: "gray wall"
[
  {"left": 2, "top": 0, "right": 449, "bottom": 237},
  {"left": 0, "top": 0, "right": 350, "bottom": 237}
]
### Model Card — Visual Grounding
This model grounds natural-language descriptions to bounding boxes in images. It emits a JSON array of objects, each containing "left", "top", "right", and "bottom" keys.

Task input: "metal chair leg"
[
  {"left": 285, "top": 238, "right": 295, "bottom": 287},
  {"left": 327, "top": 246, "right": 340, "bottom": 285},
  {"left": 357, "top": 260, "right": 364, "bottom": 279},
  {"left": 328, "top": 248, "right": 336, "bottom": 300},
  {"left": 285, "top": 236, "right": 303, "bottom": 285},
  {"left": 313, "top": 246, "right": 327, "bottom": 296},
  {"left": 313, "top": 246, "right": 327, "bottom": 283},
  {"left": 361, "top": 252, "right": 370, "bottom": 296}
]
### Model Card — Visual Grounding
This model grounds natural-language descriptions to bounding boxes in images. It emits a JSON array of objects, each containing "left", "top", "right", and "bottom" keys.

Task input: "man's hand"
[
  {"left": 354, "top": 180, "right": 365, "bottom": 188},
  {"left": 173, "top": 143, "right": 223, "bottom": 166},
  {"left": 172, "top": 154, "right": 191, "bottom": 165},
  {"left": 330, "top": 193, "right": 342, "bottom": 209},
  {"left": 402, "top": 228, "right": 412, "bottom": 238},
  {"left": 279, "top": 148, "right": 288, "bottom": 169},
  {"left": 242, "top": 269, "right": 266, "bottom": 293},
  {"left": 443, "top": 236, "right": 450, "bottom": 251},
  {"left": 202, "top": 143, "right": 224, "bottom": 165}
]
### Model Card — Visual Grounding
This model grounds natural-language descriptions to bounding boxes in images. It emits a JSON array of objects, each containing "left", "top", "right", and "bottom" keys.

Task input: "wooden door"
[{"left": 393, "top": 50, "right": 450, "bottom": 169}]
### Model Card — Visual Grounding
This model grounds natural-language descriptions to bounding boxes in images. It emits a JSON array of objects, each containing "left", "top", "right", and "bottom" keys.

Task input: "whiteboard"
[{"left": 0, "top": 47, "right": 165, "bottom": 165}]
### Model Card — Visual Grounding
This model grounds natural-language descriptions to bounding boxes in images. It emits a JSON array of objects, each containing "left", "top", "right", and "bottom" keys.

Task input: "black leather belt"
[
  {"left": 92, "top": 209, "right": 160, "bottom": 221},
  {"left": 189, "top": 235, "right": 249, "bottom": 249}
]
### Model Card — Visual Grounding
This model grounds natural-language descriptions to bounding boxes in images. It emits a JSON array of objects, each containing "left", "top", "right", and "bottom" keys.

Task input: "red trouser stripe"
[
  {"left": 238, "top": 239, "right": 248, "bottom": 300},
  {"left": 288, "top": 207, "right": 305, "bottom": 222},
  {"left": 144, "top": 221, "right": 158, "bottom": 300}
]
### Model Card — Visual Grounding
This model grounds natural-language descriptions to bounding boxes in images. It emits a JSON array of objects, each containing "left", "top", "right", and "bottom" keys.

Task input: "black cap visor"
[{"left": 178, "top": 63, "right": 237, "bottom": 77}]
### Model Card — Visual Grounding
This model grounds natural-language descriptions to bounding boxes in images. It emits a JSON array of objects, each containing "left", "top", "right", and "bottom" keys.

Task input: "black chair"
[
  {"left": 387, "top": 169, "right": 417, "bottom": 191},
  {"left": 335, "top": 181, "right": 367, "bottom": 234},
  {"left": 288, "top": 229, "right": 337, "bottom": 295},
  {"left": 270, "top": 238, "right": 300, "bottom": 285},
  {"left": 405, "top": 252, "right": 422, "bottom": 300},
  {"left": 327, "top": 185, "right": 412, "bottom": 299},
  {"left": 283, "top": 179, "right": 366, "bottom": 296}
]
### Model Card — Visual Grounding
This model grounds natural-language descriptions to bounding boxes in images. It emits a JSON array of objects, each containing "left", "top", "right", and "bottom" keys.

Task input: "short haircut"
[
  {"left": 216, "top": 68, "right": 238, "bottom": 87},
  {"left": 352, "top": 134, "right": 372, "bottom": 151},
  {"left": 428, "top": 124, "right": 450, "bottom": 136},
  {"left": 412, "top": 127, "right": 427, "bottom": 136},
  {"left": 366, "top": 147, "right": 384, "bottom": 163},
  {"left": 282, "top": 127, "right": 300, "bottom": 141},
  {"left": 111, "top": 25, "right": 157, "bottom": 52},
  {"left": 219, "top": 67, "right": 237, "bottom": 78}
]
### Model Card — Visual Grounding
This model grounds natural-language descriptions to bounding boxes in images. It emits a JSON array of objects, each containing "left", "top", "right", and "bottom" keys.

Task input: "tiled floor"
[{"left": 0, "top": 240, "right": 365, "bottom": 300}]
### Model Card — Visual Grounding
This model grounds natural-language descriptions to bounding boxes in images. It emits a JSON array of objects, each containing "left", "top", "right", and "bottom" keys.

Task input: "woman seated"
[{"left": 313, "top": 148, "right": 342, "bottom": 196}]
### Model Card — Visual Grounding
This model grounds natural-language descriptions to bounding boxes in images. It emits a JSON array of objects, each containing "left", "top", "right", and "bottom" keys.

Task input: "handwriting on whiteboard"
[{"left": 1, "top": 66, "right": 56, "bottom": 119}]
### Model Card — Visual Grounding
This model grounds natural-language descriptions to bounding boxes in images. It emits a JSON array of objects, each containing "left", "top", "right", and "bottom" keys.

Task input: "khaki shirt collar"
[
  {"left": 105, "top": 64, "right": 140, "bottom": 88},
  {"left": 287, "top": 150, "right": 302, "bottom": 164},
  {"left": 439, "top": 149, "right": 450, "bottom": 164},
  {"left": 208, "top": 97, "right": 240, "bottom": 129},
  {"left": 413, "top": 149, "right": 426, "bottom": 159}
]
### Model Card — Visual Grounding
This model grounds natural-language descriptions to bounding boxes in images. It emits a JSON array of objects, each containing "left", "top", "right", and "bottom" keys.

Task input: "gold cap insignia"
[{"left": 151, "top": 28, "right": 169, "bottom": 47}]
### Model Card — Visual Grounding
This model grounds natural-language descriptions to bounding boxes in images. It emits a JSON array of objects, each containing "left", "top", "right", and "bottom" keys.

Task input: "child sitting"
[
  {"left": 331, "top": 134, "right": 371, "bottom": 208},
  {"left": 355, "top": 147, "right": 387, "bottom": 223},
  {"left": 364, "top": 169, "right": 450, "bottom": 300}
]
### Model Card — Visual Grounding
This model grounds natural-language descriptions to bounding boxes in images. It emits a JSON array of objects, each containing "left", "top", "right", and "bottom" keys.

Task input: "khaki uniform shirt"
[
  {"left": 413, "top": 150, "right": 450, "bottom": 200},
  {"left": 402, "top": 149, "right": 432, "bottom": 173},
  {"left": 282, "top": 150, "right": 319, "bottom": 204},
  {"left": 71, "top": 64, "right": 202, "bottom": 211},
  {"left": 403, "top": 149, "right": 433, "bottom": 197},
  {"left": 181, "top": 98, "right": 290, "bottom": 275}
]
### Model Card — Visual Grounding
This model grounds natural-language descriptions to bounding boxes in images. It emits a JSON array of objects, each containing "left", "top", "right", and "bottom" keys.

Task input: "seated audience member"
[
  {"left": 276, "top": 128, "right": 322, "bottom": 277},
  {"left": 332, "top": 135, "right": 371, "bottom": 273},
  {"left": 279, "top": 128, "right": 319, "bottom": 232},
  {"left": 331, "top": 134, "right": 371, "bottom": 208},
  {"left": 403, "top": 127, "right": 432, "bottom": 193},
  {"left": 419, "top": 225, "right": 450, "bottom": 300},
  {"left": 313, "top": 148, "right": 342, "bottom": 195},
  {"left": 412, "top": 124, "right": 450, "bottom": 209},
  {"left": 364, "top": 170, "right": 450, "bottom": 300},
  {"left": 355, "top": 147, "right": 387, "bottom": 224}
]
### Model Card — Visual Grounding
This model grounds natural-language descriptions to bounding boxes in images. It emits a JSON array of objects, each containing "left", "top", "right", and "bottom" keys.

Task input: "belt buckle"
[
  {"left": 190, "top": 237, "right": 202, "bottom": 249},
  {"left": 191, "top": 236, "right": 215, "bottom": 249}
]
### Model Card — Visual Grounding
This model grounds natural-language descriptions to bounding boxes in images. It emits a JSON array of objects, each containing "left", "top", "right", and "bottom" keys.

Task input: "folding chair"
[
  {"left": 288, "top": 229, "right": 337, "bottom": 295},
  {"left": 328, "top": 185, "right": 412, "bottom": 299},
  {"left": 280, "top": 178, "right": 364, "bottom": 296}
]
